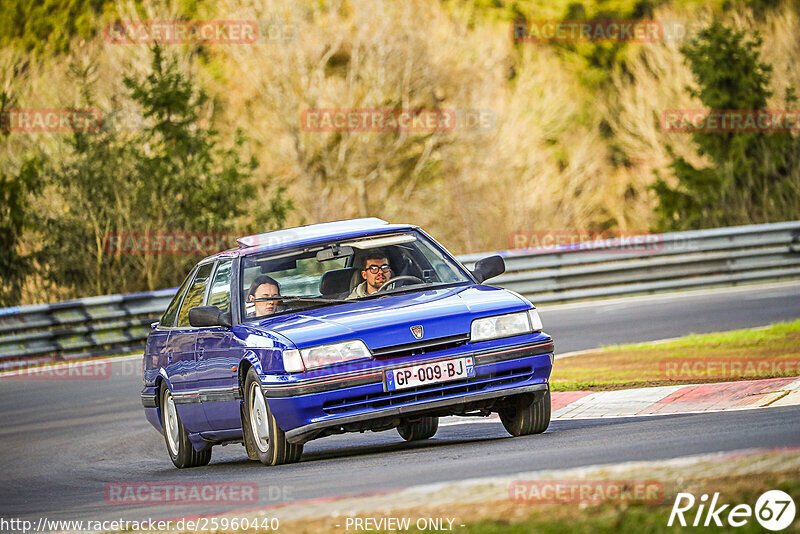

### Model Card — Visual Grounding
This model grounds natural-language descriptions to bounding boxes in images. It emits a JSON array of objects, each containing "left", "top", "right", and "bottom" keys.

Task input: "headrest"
[{"left": 319, "top": 268, "right": 358, "bottom": 296}]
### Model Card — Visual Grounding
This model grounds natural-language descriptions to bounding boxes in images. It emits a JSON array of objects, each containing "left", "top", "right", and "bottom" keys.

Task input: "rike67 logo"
[{"left": 669, "top": 490, "right": 796, "bottom": 531}]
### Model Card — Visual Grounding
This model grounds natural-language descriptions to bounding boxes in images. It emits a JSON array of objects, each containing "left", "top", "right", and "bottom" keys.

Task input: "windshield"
[{"left": 240, "top": 230, "right": 472, "bottom": 319}]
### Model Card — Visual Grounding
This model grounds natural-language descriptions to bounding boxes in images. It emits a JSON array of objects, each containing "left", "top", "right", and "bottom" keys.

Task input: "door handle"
[
  {"left": 197, "top": 347, "right": 205, "bottom": 360},
  {"left": 166, "top": 350, "right": 173, "bottom": 363}
]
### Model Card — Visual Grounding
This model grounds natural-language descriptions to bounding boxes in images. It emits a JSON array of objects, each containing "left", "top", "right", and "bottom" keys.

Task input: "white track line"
[
  {"left": 438, "top": 403, "right": 798, "bottom": 428},
  {"left": 537, "top": 279, "right": 800, "bottom": 312},
  {"left": 0, "top": 353, "right": 142, "bottom": 377}
]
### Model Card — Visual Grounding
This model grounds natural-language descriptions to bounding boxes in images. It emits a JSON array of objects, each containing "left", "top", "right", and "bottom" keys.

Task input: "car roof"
[{"left": 204, "top": 218, "right": 419, "bottom": 262}]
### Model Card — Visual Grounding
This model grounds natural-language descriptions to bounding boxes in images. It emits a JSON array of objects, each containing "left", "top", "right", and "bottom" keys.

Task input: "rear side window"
[
  {"left": 176, "top": 263, "right": 214, "bottom": 327},
  {"left": 207, "top": 259, "right": 233, "bottom": 312},
  {"left": 160, "top": 267, "right": 196, "bottom": 328}
]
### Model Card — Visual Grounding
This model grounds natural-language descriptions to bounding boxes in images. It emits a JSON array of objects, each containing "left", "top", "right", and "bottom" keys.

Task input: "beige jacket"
[{"left": 347, "top": 281, "right": 370, "bottom": 299}]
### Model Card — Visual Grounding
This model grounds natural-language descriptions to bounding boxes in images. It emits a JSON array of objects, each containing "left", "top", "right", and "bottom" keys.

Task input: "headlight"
[
  {"left": 528, "top": 308, "right": 543, "bottom": 331},
  {"left": 282, "top": 349, "right": 305, "bottom": 373},
  {"left": 283, "top": 340, "right": 372, "bottom": 372},
  {"left": 471, "top": 309, "right": 542, "bottom": 342}
]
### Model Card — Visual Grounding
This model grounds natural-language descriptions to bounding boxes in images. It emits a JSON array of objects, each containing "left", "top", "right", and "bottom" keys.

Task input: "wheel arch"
[
  {"left": 153, "top": 371, "right": 175, "bottom": 433},
  {"left": 239, "top": 351, "right": 263, "bottom": 394},
  {"left": 154, "top": 369, "right": 174, "bottom": 411}
]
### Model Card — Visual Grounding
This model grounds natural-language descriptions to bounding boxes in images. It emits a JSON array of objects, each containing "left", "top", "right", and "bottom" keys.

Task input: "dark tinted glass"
[
  {"left": 159, "top": 267, "right": 196, "bottom": 327},
  {"left": 176, "top": 262, "right": 214, "bottom": 327},
  {"left": 207, "top": 260, "right": 233, "bottom": 312}
]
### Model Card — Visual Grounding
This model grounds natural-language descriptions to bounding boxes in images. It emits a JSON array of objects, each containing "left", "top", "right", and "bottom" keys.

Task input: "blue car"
[{"left": 141, "top": 218, "right": 554, "bottom": 468}]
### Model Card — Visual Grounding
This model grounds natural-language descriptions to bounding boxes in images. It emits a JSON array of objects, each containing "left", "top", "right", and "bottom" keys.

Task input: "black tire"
[
  {"left": 499, "top": 387, "right": 551, "bottom": 437},
  {"left": 240, "top": 401, "right": 260, "bottom": 461},
  {"left": 160, "top": 384, "right": 212, "bottom": 468},
  {"left": 242, "top": 367, "right": 303, "bottom": 465},
  {"left": 397, "top": 416, "right": 439, "bottom": 441}
]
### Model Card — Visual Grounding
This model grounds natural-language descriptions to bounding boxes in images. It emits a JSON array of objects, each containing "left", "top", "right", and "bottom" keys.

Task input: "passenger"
[
  {"left": 348, "top": 250, "right": 393, "bottom": 299},
  {"left": 246, "top": 275, "right": 281, "bottom": 317}
]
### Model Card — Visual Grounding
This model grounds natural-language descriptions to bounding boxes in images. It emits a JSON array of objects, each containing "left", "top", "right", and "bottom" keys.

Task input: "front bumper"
[
  {"left": 266, "top": 336, "right": 554, "bottom": 443},
  {"left": 285, "top": 382, "right": 548, "bottom": 443}
]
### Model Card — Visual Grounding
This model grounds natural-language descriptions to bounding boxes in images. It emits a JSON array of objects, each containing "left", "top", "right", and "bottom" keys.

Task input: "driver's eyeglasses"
[{"left": 365, "top": 264, "right": 392, "bottom": 274}]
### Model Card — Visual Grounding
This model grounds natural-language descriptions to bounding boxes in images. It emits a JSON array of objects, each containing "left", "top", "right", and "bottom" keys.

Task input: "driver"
[
  {"left": 246, "top": 275, "right": 281, "bottom": 317},
  {"left": 348, "top": 250, "right": 392, "bottom": 299}
]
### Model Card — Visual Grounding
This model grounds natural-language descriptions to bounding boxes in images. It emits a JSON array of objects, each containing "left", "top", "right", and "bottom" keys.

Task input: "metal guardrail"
[
  {"left": 1, "top": 221, "right": 799, "bottom": 369},
  {"left": 459, "top": 220, "right": 800, "bottom": 303},
  {"left": 0, "top": 289, "right": 175, "bottom": 369}
]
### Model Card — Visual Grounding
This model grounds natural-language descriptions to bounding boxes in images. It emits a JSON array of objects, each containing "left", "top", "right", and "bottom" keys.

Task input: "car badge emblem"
[{"left": 411, "top": 325, "right": 424, "bottom": 339}]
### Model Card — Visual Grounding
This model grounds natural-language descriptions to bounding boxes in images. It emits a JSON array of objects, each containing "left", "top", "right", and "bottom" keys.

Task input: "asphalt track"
[
  {"left": 541, "top": 280, "right": 800, "bottom": 353},
  {"left": 1, "top": 281, "right": 800, "bottom": 524}
]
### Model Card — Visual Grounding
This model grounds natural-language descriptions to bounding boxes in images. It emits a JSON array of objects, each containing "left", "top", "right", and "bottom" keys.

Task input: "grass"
[
  {"left": 551, "top": 318, "right": 800, "bottom": 391},
  {"left": 448, "top": 475, "right": 800, "bottom": 534}
]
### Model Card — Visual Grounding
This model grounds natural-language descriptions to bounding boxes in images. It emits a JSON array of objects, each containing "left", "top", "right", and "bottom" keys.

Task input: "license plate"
[{"left": 385, "top": 356, "right": 475, "bottom": 391}]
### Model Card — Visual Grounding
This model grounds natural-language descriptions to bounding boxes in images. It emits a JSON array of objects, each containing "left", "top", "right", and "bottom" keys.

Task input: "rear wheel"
[
  {"left": 160, "top": 385, "right": 212, "bottom": 468},
  {"left": 499, "top": 387, "right": 551, "bottom": 437},
  {"left": 397, "top": 416, "right": 439, "bottom": 441},
  {"left": 242, "top": 367, "right": 303, "bottom": 465}
]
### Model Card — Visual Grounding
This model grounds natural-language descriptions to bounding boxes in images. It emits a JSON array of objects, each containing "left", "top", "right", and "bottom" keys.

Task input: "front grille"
[
  {"left": 322, "top": 366, "right": 533, "bottom": 415},
  {"left": 371, "top": 334, "right": 470, "bottom": 360}
]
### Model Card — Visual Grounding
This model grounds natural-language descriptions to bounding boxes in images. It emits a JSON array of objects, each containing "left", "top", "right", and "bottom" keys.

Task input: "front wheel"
[
  {"left": 242, "top": 367, "right": 303, "bottom": 465},
  {"left": 499, "top": 387, "right": 551, "bottom": 437},
  {"left": 160, "top": 385, "right": 212, "bottom": 468},
  {"left": 397, "top": 416, "right": 439, "bottom": 441}
]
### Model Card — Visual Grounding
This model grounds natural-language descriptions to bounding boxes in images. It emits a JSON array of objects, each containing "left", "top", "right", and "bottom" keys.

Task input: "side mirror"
[
  {"left": 188, "top": 306, "right": 232, "bottom": 328},
  {"left": 471, "top": 255, "right": 505, "bottom": 283}
]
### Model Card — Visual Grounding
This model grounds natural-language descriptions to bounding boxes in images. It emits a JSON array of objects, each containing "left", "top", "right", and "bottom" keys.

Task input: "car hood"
[{"left": 250, "top": 285, "right": 531, "bottom": 350}]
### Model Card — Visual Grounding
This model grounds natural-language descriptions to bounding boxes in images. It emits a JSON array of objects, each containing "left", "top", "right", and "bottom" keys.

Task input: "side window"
[
  {"left": 176, "top": 263, "right": 214, "bottom": 327},
  {"left": 207, "top": 260, "right": 233, "bottom": 312},
  {"left": 160, "top": 267, "right": 196, "bottom": 328}
]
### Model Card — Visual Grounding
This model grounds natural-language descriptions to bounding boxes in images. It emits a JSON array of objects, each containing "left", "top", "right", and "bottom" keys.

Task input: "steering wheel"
[{"left": 376, "top": 275, "right": 424, "bottom": 293}]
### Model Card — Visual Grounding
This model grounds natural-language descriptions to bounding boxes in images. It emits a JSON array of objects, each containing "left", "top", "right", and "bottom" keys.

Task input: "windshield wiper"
[
  {"left": 357, "top": 281, "right": 465, "bottom": 299},
  {"left": 251, "top": 295, "right": 351, "bottom": 304}
]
